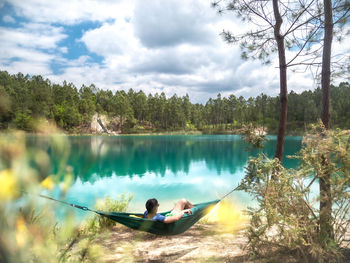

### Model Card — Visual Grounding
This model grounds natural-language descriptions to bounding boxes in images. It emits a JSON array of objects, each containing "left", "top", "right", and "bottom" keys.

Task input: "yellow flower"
[
  {"left": 0, "top": 169, "right": 19, "bottom": 200},
  {"left": 40, "top": 176, "right": 55, "bottom": 190},
  {"left": 16, "top": 217, "right": 28, "bottom": 247}
]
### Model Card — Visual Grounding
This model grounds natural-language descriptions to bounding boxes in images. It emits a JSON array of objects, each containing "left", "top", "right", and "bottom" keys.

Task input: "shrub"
[
  {"left": 241, "top": 123, "right": 267, "bottom": 149},
  {"left": 83, "top": 194, "right": 133, "bottom": 233},
  {"left": 238, "top": 125, "right": 350, "bottom": 262},
  {"left": 14, "top": 110, "right": 34, "bottom": 131}
]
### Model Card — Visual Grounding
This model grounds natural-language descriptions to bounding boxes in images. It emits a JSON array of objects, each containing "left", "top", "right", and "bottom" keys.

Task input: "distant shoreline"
[{"left": 0, "top": 128, "right": 306, "bottom": 136}]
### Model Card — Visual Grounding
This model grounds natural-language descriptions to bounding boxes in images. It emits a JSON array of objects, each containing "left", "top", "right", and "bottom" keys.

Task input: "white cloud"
[
  {"left": 0, "top": 43, "right": 55, "bottom": 63},
  {"left": 0, "top": 23, "right": 66, "bottom": 49},
  {"left": 2, "top": 0, "right": 346, "bottom": 102},
  {"left": 72, "top": 4, "right": 252, "bottom": 102},
  {"left": 3, "top": 15, "right": 15, "bottom": 23},
  {"left": 59, "top": 47, "right": 68, "bottom": 54},
  {"left": 72, "top": 0, "right": 314, "bottom": 101},
  {"left": 63, "top": 12, "right": 285, "bottom": 102},
  {"left": 6, "top": 0, "right": 134, "bottom": 24},
  {"left": 47, "top": 56, "right": 128, "bottom": 92},
  {"left": 0, "top": 23, "right": 67, "bottom": 76},
  {"left": 81, "top": 19, "right": 139, "bottom": 57},
  {"left": 133, "top": 0, "right": 216, "bottom": 48},
  {"left": 2, "top": 60, "right": 52, "bottom": 76}
]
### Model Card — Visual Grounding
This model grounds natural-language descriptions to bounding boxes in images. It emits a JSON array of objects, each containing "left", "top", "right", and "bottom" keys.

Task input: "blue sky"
[{"left": 0, "top": 0, "right": 348, "bottom": 103}]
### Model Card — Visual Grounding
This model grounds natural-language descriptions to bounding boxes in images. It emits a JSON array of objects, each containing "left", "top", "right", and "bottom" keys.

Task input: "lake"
[{"left": 27, "top": 135, "right": 302, "bottom": 217}]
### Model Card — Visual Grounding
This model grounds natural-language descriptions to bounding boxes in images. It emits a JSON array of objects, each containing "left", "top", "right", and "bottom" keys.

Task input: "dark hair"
[{"left": 146, "top": 198, "right": 159, "bottom": 213}]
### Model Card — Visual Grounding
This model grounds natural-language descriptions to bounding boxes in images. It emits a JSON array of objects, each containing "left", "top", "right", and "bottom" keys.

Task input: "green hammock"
[
  {"left": 37, "top": 192, "right": 233, "bottom": 236},
  {"left": 96, "top": 199, "right": 219, "bottom": 236}
]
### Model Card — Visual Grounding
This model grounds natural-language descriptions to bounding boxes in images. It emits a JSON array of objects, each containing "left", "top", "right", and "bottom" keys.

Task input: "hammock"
[
  {"left": 38, "top": 189, "right": 235, "bottom": 236},
  {"left": 96, "top": 199, "right": 219, "bottom": 235}
]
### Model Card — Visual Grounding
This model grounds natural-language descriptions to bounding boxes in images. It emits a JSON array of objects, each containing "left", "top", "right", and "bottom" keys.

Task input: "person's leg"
[{"left": 172, "top": 198, "right": 194, "bottom": 212}]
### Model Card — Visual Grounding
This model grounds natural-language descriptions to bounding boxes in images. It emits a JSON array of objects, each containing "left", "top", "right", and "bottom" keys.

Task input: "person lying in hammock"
[{"left": 144, "top": 198, "right": 194, "bottom": 223}]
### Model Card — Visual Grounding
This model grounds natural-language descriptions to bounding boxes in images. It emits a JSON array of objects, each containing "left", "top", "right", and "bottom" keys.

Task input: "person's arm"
[
  {"left": 163, "top": 211, "right": 184, "bottom": 223},
  {"left": 163, "top": 209, "right": 192, "bottom": 223}
]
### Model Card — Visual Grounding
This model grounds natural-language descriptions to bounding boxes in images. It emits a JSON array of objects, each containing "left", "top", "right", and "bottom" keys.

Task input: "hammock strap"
[
  {"left": 38, "top": 194, "right": 97, "bottom": 213},
  {"left": 220, "top": 185, "right": 240, "bottom": 200}
]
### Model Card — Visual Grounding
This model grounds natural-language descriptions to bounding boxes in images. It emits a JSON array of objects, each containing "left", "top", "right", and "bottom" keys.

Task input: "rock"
[
  {"left": 90, "top": 113, "right": 120, "bottom": 135},
  {"left": 91, "top": 114, "right": 104, "bottom": 134}
]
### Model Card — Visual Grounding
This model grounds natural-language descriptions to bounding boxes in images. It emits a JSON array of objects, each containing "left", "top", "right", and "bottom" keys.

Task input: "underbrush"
[
  {"left": 82, "top": 194, "right": 133, "bottom": 234},
  {"left": 239, "top": 124, "right": 350, "bottom": 262}
]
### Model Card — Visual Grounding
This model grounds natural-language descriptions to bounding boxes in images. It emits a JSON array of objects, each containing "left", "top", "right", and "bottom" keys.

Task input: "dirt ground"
[
  {"left": 95, "top": 224, "right": 250, "bottom": 263},
  {"left": 92, "top": 223, "right": 350, "bottom": 263}
]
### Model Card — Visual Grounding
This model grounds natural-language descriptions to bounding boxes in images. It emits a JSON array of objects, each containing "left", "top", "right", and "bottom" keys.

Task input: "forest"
[{"left": 0, "top": 70, "right": 349, "bottom": 134}]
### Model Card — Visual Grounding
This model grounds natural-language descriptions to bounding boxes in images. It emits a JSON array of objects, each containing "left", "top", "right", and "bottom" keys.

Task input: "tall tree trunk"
[
  {"left": 321, "top": 0, "right": 332, "bottom": 129},
  {"left": 273, "top": 0, "right": 288, "bottom": 162},
  {"left": 320, "top": 0, "right": 334, "bottom": 244}
]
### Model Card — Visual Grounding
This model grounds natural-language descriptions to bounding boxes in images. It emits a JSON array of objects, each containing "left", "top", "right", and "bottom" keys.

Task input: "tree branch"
[
  {"left": 286, "top": 24, "right": 322, "bottom": 66},
  {"left": 284, "top": 0, "right": 317, "bottom": 36}
]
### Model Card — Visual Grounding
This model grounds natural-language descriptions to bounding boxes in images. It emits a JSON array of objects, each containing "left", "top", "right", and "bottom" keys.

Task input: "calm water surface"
[{"left": 27, "top": 135, "right": 302, "bottom": 217}]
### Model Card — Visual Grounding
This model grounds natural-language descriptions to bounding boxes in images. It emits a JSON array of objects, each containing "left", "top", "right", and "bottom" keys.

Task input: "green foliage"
[
  {"left": 241, "top": 123, "right": 267, "bottom": 149},
  {"left": 79, "top": 85, "right": 97, "bottom": 125},
  {"left": 1, "top": 71, "right": 350, "bottom": 134},
  {"left": 238, "top": 125, "right": 350, "bottom": 262},
  {"left": 14, "top": 110, "right": 34, "bottom": 131},
  {"left": 83, "top": 194, "right": 133, "bottom": 233},
  {"left": 0, "top": 85, "right": 11, "bottom": 125},
  {"left": 114, "top": 90, "right": 133, "bottom": 126},
  {"left": 185, "top": 121, "right": 197, "bottom": 131}
]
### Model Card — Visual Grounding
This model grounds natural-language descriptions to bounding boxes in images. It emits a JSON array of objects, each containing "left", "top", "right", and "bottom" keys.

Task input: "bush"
[
  {"left": 14, "top": 110, "right": 34, "bottom": 131},
  {"left": 238, "top": 125, "right": 350, "bottom": 262},
  {"left": 241, "top": 123, "right": 267, "bottom": 149},
  {"left": 83, "top": 194, "right": 133, "bottom": 233}
]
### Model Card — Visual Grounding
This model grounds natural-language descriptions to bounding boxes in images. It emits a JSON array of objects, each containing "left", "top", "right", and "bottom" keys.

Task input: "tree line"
[{"left": 0, "top": 71, "right": 349, "bottom": 134}]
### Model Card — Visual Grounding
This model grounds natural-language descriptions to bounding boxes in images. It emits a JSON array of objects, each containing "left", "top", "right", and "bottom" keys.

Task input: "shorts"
[{"left": 165, "top": 210, "right": 181, "bottom": 217}]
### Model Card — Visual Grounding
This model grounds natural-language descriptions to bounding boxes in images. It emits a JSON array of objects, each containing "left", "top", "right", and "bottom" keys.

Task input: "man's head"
[{"left": 146, "top": 198, "right": 159, "bottom": 213}]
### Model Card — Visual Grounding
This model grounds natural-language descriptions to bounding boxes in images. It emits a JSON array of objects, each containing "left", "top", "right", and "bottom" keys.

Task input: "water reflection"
[
  {"left": 27, "top": 135, "right": 301, "bottom": 181},
  {"left": 26, "top": 135, "right": 302, "bottom": 212}
]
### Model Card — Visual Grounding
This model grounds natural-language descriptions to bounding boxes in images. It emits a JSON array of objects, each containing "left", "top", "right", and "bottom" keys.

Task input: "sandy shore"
[
  {"left": 90, "top": 223, "right": 350, "bottom": 263},
  {"left": 94, "top": 224, "right": 250, "bottom": 263}
]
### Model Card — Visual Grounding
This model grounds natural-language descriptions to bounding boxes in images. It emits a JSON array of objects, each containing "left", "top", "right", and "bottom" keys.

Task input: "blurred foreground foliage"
[
  {"left": 0, "top": 130, "right": 132, "bottom": 262},
  {"left": 238, "top": 124, "right": 350, "bottom": 262}
]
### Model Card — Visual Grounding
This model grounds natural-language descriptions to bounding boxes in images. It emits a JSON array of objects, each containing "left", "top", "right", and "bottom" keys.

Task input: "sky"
[{"left": 0, "top": 0, "right": 349, "bottom": 103}]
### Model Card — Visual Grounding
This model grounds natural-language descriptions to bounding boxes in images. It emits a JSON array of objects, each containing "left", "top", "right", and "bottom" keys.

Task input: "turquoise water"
[{"left": 27, "top": 135, "right": 302, "bottom": 217}]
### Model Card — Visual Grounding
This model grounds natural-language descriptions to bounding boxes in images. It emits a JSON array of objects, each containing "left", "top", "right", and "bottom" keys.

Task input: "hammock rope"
[
  {"left": 38, "top": 194, "right": 97, "bottom": 213},
  {"left": 219, "top": 185, "right": 239, "bottom": 200}
]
